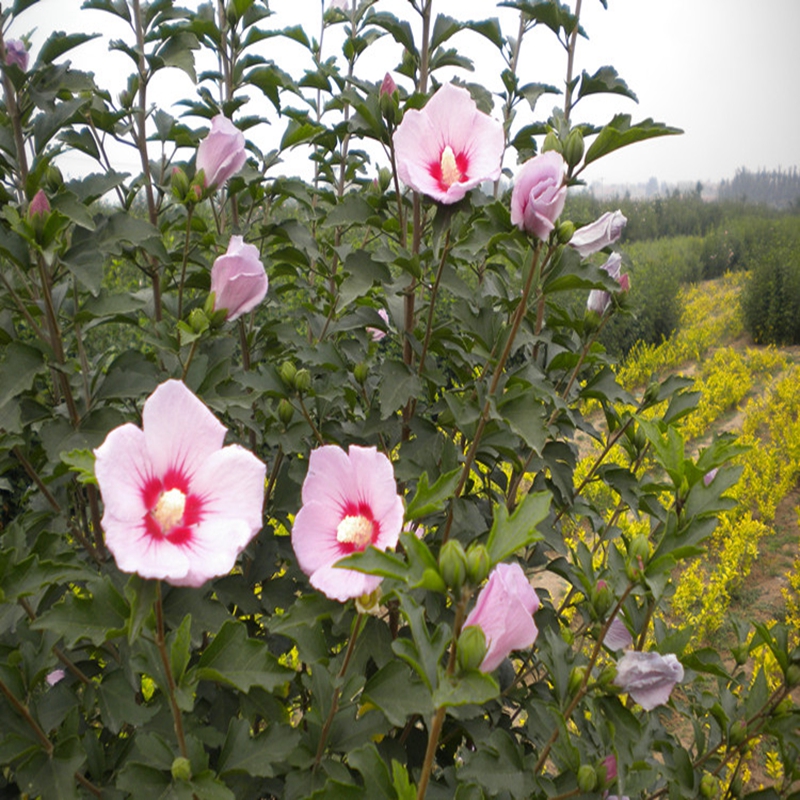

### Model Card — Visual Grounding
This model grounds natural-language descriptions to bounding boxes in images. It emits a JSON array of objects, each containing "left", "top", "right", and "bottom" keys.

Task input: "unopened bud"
[
  {"left": 729, "top": 719, "right": 747, "bottom": 746},
  {"left": 567, "top": 665, "right": 587, "bottom": 696},
  {"left": 187, "top": 307, "right": 209, "bottom": 334},
  {"left": 700, "top": 773, "right": 719, "bottom": 798},
  {"left": 577, "top": 764, "right": 597, "bottom": 793},
  {"left": 591, "top": 580, "right": 613, "bottom": 617},
  {"left": 563, "top": 129, "right": 584, "bottom": 168},
  {"left": 629, "top": 534, "right": 650, "bottom": 562},
  {"left": 353, "top": 362, "right": 369, "bottom": 385},
  {"left": 277, "top": 398, "right": 294, "bottom": 426},
  {"left": 438, "top": 539, "right": 467, "bottom": 591},
  {"left": 786, "top": 664, "right": 800, "bottom": 687},
  {"left": 556, "top": 220, "right": 575, "bottom": 245},
  {"left": 279, "top": 361, "right": 297, "bottom": 387},
  {"left": 542, "top": 131, "right": 562, "bottom": 154},
  {"left": 294, "top": 368, "right": 311, "bottom": 393},
  {"left": 465, "top": 543, "right": 491, "bottom": 586},
  {"left": 28, "top": 189, "right": 51, "bottom": 221},
  {"left": 171, "top": 166, "right": 190, "bottom": 202},
  {"left": 45, "top": 165, "right": 64, "bottom": 193},
  {"left": 171, "top": 756, "right": 192, "bottom": 782},
  {"left": 457, "top": 625, "right": 487, "bottom": 672}
]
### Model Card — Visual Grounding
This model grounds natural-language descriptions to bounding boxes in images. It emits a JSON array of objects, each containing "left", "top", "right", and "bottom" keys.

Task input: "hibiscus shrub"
[{"left": 1, "top": 2, "right": 799, "bottom": 800}]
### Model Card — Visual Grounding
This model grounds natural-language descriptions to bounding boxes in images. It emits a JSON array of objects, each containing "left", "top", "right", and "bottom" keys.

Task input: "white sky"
[{"left": 9, "top": 0, "right": 800, "bottom": 188}]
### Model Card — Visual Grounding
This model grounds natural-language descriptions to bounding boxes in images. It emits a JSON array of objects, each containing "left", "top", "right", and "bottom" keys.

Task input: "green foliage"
[{"left": 0, "top": 0, "right": 798, "bottom": 798}]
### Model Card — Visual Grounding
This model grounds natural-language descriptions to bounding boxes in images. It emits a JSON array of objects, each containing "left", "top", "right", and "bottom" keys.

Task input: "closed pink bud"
[
  {"left": 380, "top": 72, "right": 397, "bottom": 97},
  {"left": 211, "top": 235, "right": 268, "bottom": 321},
  {"left": 510, "top": 151, "right": 568, "bottom": 240},
  {"left": 462, "top": 562, "right": 540, "bottom": 672},
  {"left": 28, "top": 189, "right": 50, "bottom": 220},
  {"left": 5, "top": 39, "right": 28, "bottom": 71},
  {"left": 196, "top": 114, "right": 246, "bottom": 190}
]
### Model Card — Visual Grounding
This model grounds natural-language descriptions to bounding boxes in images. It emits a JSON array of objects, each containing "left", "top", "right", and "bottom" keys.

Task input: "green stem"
[
  {"left": 181, "top": 339, "right": 200, "bottom": 381},
  {"left": 155, "top": 582, "right": 189, "bottom": 759},
  {"left": 313, "top": 613, "right": 365, "bottom": 769},
  {"left": 176, "top": 205, "right": 195, "bottom": 320},
  {"left": 417, "top": 229, "right": 451, "bottom": 377}
]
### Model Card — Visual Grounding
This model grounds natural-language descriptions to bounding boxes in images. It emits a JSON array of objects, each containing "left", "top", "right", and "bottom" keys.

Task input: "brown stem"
[
  {"left": 155, "top": 582, "right": 189, "bottom": 759},
  {"left": 442, "top": 244, "right": 543, "bottom": 543},
  {"left": 131, "top": 0, "right": 163, "bottom": 321},
  {"left": 0, "top": 677, "right": 53, "bottom": 755},
  {"left": 0, "top": 32, "right": 29, "bottom": 190},
  {"left": 534, "top": 582, "right": 634, "bottom": 774},
  {"left": 297, "top": 395, "right": 325, "bottom": 446},
  {"left": 563, "top": 0, "right": 583, "bottom": 123},
  {"left": 417, "top": 594, "right": 468, "bottom": 799},
  {"left": 313, "top": 613, "right": 365, "bottom": 769},
  {"left": 417, "top": 229, "right": 451, "bottom": 377}
]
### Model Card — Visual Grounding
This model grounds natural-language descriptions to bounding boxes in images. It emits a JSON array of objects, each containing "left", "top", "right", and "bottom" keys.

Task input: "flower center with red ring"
[
  {"left": 336, "top": 514, "right": 374, "bottom": 550},
  {"left": 153, "top": 488, "right": 187, "bottom": 533},
  {"left": 439, "top": 145, "right": 462, "bottom": 187}
]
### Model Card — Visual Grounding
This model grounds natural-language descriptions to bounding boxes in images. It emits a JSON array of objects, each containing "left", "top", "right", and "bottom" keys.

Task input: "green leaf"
[
  {"left": 0, "top": 342, "right": 45, "bottom": 408},
  {"left": 196, "top": 620, "right": 294, "bottom": 693},
  {"left": 458, "top": 728, "right": 532, "bottom": 798},
  {"left": 584, "top": 114, "right": 682, "bottom": 167},
  {"left": 577, "top": 66, "right": 638, "bottom": 103},
  {"left": 405, "top": 468, "right": 460, "bottom": 521},
  {"left": 486, "top": 490, "right": 550, "bottom": 564},
  {"left": 31, "top": 577, "right": 128, "bottom": 647},
  {"left": 60, "top": 449, "right": 96, "bottom": 486},
  {"left": 35, "top": 32, "right": 98, "bottom": 66},
  {"left": 500, "top": 395, "right": 549, "bottom": 454},
  {"left": 217, "top": 718, "right": 301, "bottom": 778},
  {"left": 336, "top": 546, "right": 409, "bottom": 582},
  {"left": 98, "top": 669, "right": 159, "bottom": 734},
  {"left": 362, "top": 660, "right": 433, "bottom": 726},
  {"left": 170, "top": 614, "right": 193, "bottom": 684},
  {"left": 391, "top": 760, "right": 417, "bottom": 800},
  {"left": 431, "top": 14, "right": 462, "bottom": 48},
  {"left": 432, "top": 669, "right": 499, "bottom": 708},
  {"left": 15, "top": 737, "right": 85, "bottom": 800},
  {"left": 379, "top": 360, "right": 421, "bottom": 419},
  {"left": 347, "top": 743, "right": 395, "bottom": 798}
]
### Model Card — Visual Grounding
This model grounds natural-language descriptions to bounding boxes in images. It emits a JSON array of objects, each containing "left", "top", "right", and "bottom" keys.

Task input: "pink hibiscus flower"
[
  {"left": 291, "top": 445, "right": 404, "bottom": 602},
  {"left": 94, "top": 380, "right": 266, "bottom": 587},
  {"left": 393, "top": 83, "right": 504, "bottom": 205}
]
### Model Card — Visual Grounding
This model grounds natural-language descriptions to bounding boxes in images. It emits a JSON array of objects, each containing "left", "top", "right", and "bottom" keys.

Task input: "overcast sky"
[{"left": 9, "top": 0, "right": 800, "bottom": 188}]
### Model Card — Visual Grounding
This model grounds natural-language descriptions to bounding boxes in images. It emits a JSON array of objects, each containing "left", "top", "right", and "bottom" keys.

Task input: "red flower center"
[
  {"left": 335, "top": 502, "right": 379, "bottom": 553},
  {"left": 429, "top": 145, "right": 469, "bottom": 192},
  {"left": 142, "top": 469, "right": 203, "bottom": 545}
]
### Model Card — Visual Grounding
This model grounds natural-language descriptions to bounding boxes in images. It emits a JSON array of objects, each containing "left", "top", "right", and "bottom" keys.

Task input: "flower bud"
[
  {"left": 729, "top": 719, "right": 747, "bottom": 746},
  {"left": 279, "top": 361, "right": 297, "bottom": 387},
  {"left": 731, "top": 643, "right": 749, "bottom": 666},
  {"left": 277, "top": 398, "right": 295, "bottom": 426},
  {"left": 171, "top": 756, "right": 192, "bottom": 782},
  {"left": 556, "top": 220, "right": 575, "bottom": 245},
  {"left": 187, "top": 307, "right": 209, "bottom": 335},
  {"left": 597, "top": 663, "right": 617, "bottom": 687},
  {"left": 542, "top": 131, "right": 562, "bottom": 154},
  {"left": 28, "top": 189, "right": 51, "bottom": 223},
  {"left": 294, "top": 368, "right": 312, "bottom": 394},
  {"left": 376, "top": 167, "right": 392, "bottom": 193},
  {"left": 785, "top": 664, "right": 800, "bottom": 688},
  {"left": 591, "top": 580, "right": 613, "bottom": 617},
  {"left": 598, "top": 755, "right": 617, "bottom": 786},
  {"left": 379, "top": 73, "right": 399, "bottom": 125},
  {"left": 563, "top": 129, "right": 584, "bottom": 167},
  {"left": 355, "top": 587, "right": 382, "bottom": 615},
  {"left": 210, "top": 236, "right": 268, "bottom": 321},
  {"left": 465, "top": 543, "right": 491, "bottom": 586},
  {"left": 700, "top": 773, "right": 719, "bottom": 798},
  {"left": 629, "top": 534, "right": 650, "bottom": 562},
  {"left": 567, "top": 665, "right": 587, "bottom": 696},
  {"left": 577, "top": 764, "right": 597, "bottom": 793},
  {"left": 457, "top": 625, "right": 488, "bottom": 672},
  {"left": 4, "top": 39, "right": 29, "bottom": 71},
  {"left": 171, "top": 166, "right": 190, "bottom": 202},
  {"left": 196, "top": 114, "right": 246, "bottom": 191},
  {"left": 353, "top": 362, "right": 369, "bottom": 385},
  {"left": 438, "top": 539, "right": 467, "bottom": 591},
  {"left": 45, "top": 165, "right": 64, "bottom": 193}
]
